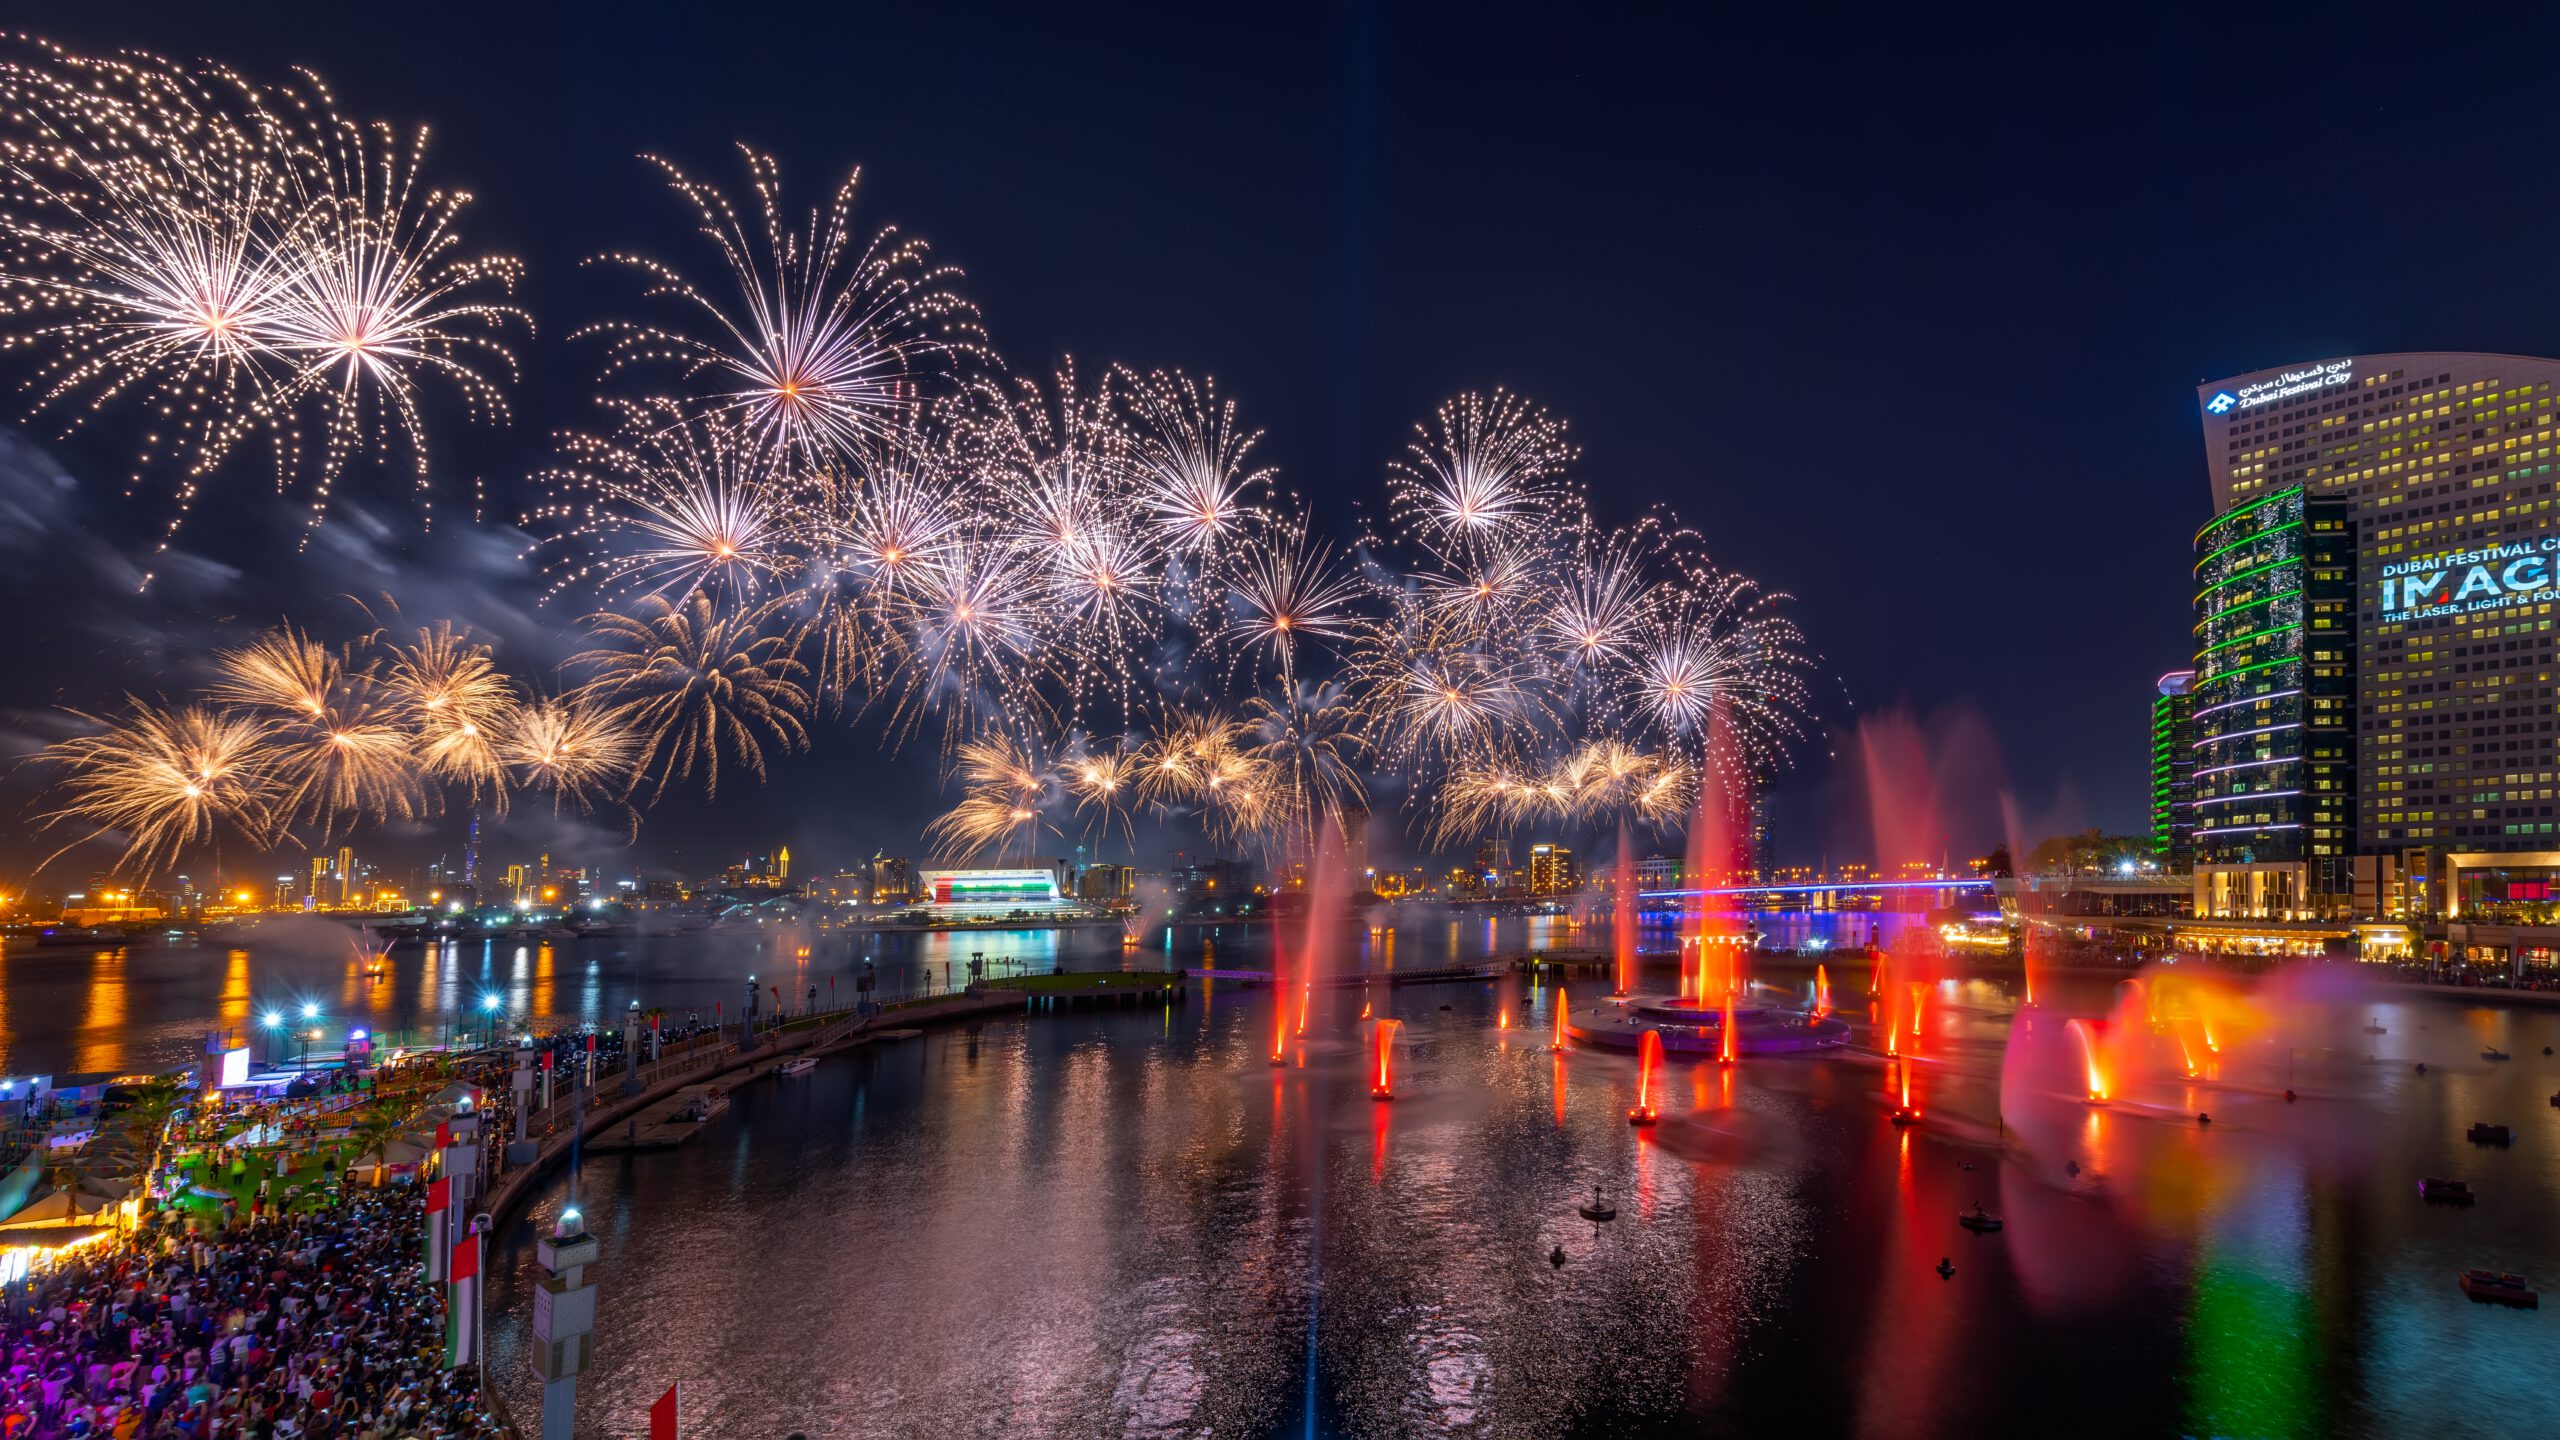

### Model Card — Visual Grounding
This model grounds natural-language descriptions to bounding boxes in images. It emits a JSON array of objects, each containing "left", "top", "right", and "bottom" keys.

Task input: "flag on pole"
[
  {"left": 444, "top": 1228, "right": 480, "bottom": 1369},
  {"left": 423, "top": 1176, "right": 451, "bottom": 1282},
  {"left": 649, "top": 1382, "right": 680, "bottom": 1440}
]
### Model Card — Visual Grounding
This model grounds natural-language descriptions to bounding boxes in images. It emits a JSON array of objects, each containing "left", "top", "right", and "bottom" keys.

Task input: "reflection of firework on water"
[
  {"left": 35, "top": 701, "right": 278, "bottom": 875},
  {"left": 570, "top": 593, "right": 810, "bottom": 803},
  {"left": 0, "top": 41, "right": 523, "bottom": 569},
  {"left": 581, "top": 146, "right": 982, "bottom": 464}
]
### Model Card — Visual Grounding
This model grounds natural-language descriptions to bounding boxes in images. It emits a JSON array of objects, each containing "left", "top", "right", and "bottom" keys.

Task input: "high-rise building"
[
  {"left": 2193, "top": 353, "right": 2560, "bottom": 918},
  {"left": 1526, "top": 843, "right": 1579, "bottom": 897},
  {"left": 868, "top": 854, "right": 914, "bottom": 906},
  {"left": 2187, "top": 485, "right": 2354, "bottom": 916},
  {"left": 2149, "top": 670, "right": 2197, "bottom": 872}
]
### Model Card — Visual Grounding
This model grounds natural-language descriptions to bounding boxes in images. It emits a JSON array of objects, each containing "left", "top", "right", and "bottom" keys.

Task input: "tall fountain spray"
[
  {"left": 1628, "top": 1028, "right": 1663, "bottom": 1125},
  {"left": 1718, "top": 989, "right": 1740, "bottom": 1066},
  {"left": 1370, "top": 1018, "right": 1401, "bottom": 1100},
  {"left": 1551, "top": 986, "right": 1568, "bottom": 1052},
  {"left": 1613, "top": 820, "right": 1636, "bottom": 995}
]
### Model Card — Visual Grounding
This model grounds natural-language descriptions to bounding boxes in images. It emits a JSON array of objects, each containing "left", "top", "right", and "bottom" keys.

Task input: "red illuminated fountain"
[
  {"left": 1890, "top": 1057, "right": 1921, "bottom": 1125},
  {"left": 1270, "top": 963, "right": 1289, "bottom": 1066},
  {"left": 1628, "top": 1028, "right": 1662, "bottom": 1125},
  {"left": 1551, "top": 986, "right": 1569, "bottom": 1052},
  {"left": 1813, "top": 964, "right": 1831, "bottom": 1023},
  {"left": 1370, "top": 1017, "right": 1401, "bottom": 1100},
  {"left": 2067, "top": 1018, "right": 2109, "bottom": 1103},
  {"left": 1717, "top": 989, "right": 1740, "bottom": 1066},
  {"left": 1612, "top": 821, "right": 1637, "bottom": 995}
]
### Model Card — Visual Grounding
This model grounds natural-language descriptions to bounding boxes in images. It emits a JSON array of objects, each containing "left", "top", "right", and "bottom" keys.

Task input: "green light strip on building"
[
  {"left": 2195, "top": 653, "right": 2298, "bottom": 688},
  {"left": 2194, "top": 588, "right": 2302, "bottom": 632},
  {"left": 2195, "top": 622, "right": 2297, "bottom": 659},
  {"left": 2193, "top": 556, "right": 2295, "bottom": 604},
  {"left": 2194, "top": 519, "right": 2303, "bottom": 575},
  {"left": 2192, "top": 485, "right": 2304, "bottom": 546}
]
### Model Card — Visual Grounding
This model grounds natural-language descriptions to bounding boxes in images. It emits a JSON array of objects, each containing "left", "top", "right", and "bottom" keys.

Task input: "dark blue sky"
[{"left": 9, "top": 2, "right": 2559, "bottom": 883}]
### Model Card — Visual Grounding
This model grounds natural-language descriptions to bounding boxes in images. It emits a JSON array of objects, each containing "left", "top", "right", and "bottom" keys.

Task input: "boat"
[
  {"left": 1577, "top": 1190, "right": 1617, "bottom": 1223},
  {"left": 2419, "top": 1177, "right": 2476, "bottom": 1205},
  {"left": 685, "top": 1088, "right": 731, "bottom": 1122},
  {"left": 1958, "top": 1205, "right": 2004, "bottom": 1233},
  {"left": 2483, "top": 1048, "right": 2512, "bottom": 1062},
  {"left": 778, "top": 1055, "right": 819, "bottom": 1077},
  {"left": 2458, "top": 1270, "right": 2538, "bottom": 1308},
  {"left": 2467, "top": 1123, "right": 2512, "bottom": 1146},
  {"left": 2362, "top": 1020, "right": 2387, "bottom": 1035}
]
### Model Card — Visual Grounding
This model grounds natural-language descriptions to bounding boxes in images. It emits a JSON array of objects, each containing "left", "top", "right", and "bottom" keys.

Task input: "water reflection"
[{"left": 461, "top": 966, "right": 2560, "bottom": 1439}]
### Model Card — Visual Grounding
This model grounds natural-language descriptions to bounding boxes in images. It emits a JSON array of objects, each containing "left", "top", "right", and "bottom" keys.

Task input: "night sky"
[{"left": 8, "top": 2, "right": 2560, "bottom": 885}]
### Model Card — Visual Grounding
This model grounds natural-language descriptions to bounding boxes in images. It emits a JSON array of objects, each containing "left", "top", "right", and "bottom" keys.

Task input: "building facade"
[
  {"left": 2149, "top": 669, "right": 2196, "bottom": 871},
  {"left": 2190, "top": 352, "right": 2560, "bottom": 922}
]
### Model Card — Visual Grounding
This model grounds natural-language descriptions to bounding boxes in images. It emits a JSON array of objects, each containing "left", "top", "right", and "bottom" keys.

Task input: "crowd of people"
[{"left": 0, "top": 1187, "right": 508, "bottom": 1439}]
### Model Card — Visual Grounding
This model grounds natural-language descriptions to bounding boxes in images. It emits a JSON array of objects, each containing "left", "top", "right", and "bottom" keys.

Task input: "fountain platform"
[{"left": 1564, "top": 993, "right": 1851, "bottom": 1055}]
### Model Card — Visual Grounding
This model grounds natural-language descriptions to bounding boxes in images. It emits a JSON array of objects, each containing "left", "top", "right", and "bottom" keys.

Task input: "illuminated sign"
[
  {"left": 2379, "top": 535, "right": 2560, "bottom": 621},
  {"left": 918, "top": 869, "right": 1064, "bottom": 907},
  {"left": 218, "top": 1046, "right": 250, "bottom": 1089},
  {"left": 2222, "top": 359, "right": 2353, "bottom": 413}
]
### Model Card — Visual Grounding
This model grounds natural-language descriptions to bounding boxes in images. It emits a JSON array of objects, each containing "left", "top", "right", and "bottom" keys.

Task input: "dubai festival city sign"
[
  {"left": 2379, "top": 536, "right": 2560, "bottom": 621},
  {"left": 2221, "top": 359, "right": 2354, "bottom": 413}
]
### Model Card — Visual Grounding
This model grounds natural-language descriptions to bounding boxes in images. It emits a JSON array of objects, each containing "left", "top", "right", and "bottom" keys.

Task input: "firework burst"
[
  {"left": 34, "top": 700, "right": 277, "bottom": 875},
  {"left": 571, "top": 592, "right": 810, "bottom": 802},
  {"left": 583, "top": 145, "right": 981, "bottom": 463}
]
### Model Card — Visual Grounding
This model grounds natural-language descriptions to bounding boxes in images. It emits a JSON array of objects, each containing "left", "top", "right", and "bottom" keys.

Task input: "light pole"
[
  {"left": 298, "top": 1003, "right": 321, "bottom": 1071},
  {"left": 480, "top": 993, "right": 502, "bottom": 1049},
  {"left": 261, "top": 1011, "right": 283, "bottom": 1068}
]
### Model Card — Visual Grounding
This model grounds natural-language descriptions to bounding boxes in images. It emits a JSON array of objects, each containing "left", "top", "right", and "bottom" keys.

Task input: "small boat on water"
[
  {"left": 2468, "top": 1123, "right": 2513, "bottom": 1146},
  {"left": 1958, "top": 1205, "right": 2004, "bottom": 1233},
  {"left": 685, "top": 1088, "right": 731, "bottom": 1122},
  {"left": 2363, "top": 1020, "right": 2388, "bottom": 1035},
  {"left": 779, "top": 1055, "right": 819, "bottom": 1077},
  {"left": 1578, "top": 1190, "right": 1617, "bottom": 1223},
  {"left": 2458, "top": 1270, "right": 2538, "bottom": 1308},
  {"left": 2483, "top": 1048, "right": 2512, "bottom": 1062},
  {"left": 2419, "top": 1177, "right": 2476, "bottom": 1205}
]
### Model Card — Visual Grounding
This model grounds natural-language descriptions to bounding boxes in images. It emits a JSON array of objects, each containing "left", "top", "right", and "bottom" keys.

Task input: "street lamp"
[
  {"left": 480, "top": 993, "right": 502, "bottom": 1048},
  {"left": 261, "top": 1010, "right": 283, "bottom": 1068}
]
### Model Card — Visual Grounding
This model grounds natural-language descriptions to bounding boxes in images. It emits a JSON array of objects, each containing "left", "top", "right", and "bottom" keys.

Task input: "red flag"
[
  {"left": 425, "top": 1177, "right": 451, "bottom": 1215},
  {"left": 449, "top": 1230, "right": 479, "bottom": 1282},
  {"left": 433, "top": 1122, "right": 451, "bottom": 1150},
  {"left": 585, "top": 1034, "right": 596, "bottom": 1053},
  {"left": 540, "top": 1050, "right": 553, "bottom": 1071},
  {"left": 650, "top": 1382, "right": 680, "bottom": 1440}
]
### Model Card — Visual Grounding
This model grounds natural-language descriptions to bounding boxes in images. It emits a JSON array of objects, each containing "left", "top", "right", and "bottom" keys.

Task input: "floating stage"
[{"left": 1564, "top": 992, "right": 1852, "bottom": 1055}]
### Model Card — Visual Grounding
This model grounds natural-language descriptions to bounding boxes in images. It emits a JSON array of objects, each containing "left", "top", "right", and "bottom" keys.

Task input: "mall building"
[{"left": 2175, "top": 352, "right": 2560, "bottom": 946}]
